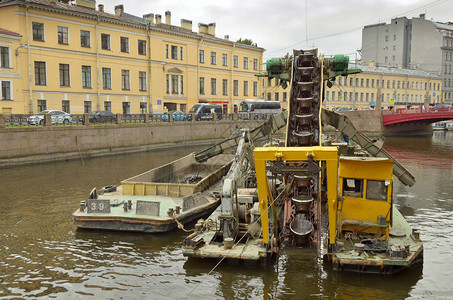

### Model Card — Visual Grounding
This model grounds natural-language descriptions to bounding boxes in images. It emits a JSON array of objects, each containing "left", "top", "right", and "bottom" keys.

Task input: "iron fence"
[{"left": 1, "top": 112, "right": 268, "bottom": 127}]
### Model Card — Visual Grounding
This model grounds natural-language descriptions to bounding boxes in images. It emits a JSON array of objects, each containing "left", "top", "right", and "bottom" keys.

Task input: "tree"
[
  {"left": 236, "top": 38, "right": 256, "bottom": 47},
  {"left": 283, "top": 52, "right": 293, "bottom": 60}
]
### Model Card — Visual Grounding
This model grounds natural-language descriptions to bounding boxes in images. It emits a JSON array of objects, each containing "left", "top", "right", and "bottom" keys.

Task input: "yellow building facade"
[
  {"left": 0, "top": 0, "right": 264, "bottom": 114},
  {"left": 0, "top": 28, "right": 23, "bottom": 115},
  {"left": 325, "top": 63, "right": 442, "bottom": 109},
  {"left": 263, "top": 61, "right": 442, "bottom": 110}
]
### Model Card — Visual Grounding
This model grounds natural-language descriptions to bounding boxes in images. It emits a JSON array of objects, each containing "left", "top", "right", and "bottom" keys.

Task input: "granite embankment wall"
[
  {"left": 341, "top": 110, "right": 383, "bottom": 134},
  {"left": 0, "top": 120, "right": 262, "bottom": 167},
  {"left": 0, "top": 112, "right": 383, "bottom": 168}
]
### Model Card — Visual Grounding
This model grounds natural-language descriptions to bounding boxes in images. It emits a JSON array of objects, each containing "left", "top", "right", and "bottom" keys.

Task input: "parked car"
[
  {"left": 27, "top": 110, "right": 72, "bottom": 125},
  {"left": 89, "top": 110, "right": 116, "bottom": 123},
  {"left": 333, "top": 107, "right": 351, "bottom": 112},
  {"left": 432, "top": 103, "right": 451, "bottom": 112},
  {"left": 187, "top": 104, "right": 222, "bottom": 121},
  {"left": 162, "top": 111, "right": 187, "bottom": 122},
  {"left": 357, "top": 107, "right": 373, "bottom": 111}
]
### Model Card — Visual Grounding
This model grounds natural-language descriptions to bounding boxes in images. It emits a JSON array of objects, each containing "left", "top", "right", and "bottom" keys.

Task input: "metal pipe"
[{"left": 25, "top": 1, "right": 33, "bottom": 113}]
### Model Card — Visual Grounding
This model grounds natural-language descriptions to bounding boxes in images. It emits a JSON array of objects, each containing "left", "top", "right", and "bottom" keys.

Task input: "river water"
[{"left": 1, "top": 133, "right": 453, "bottom": 299}]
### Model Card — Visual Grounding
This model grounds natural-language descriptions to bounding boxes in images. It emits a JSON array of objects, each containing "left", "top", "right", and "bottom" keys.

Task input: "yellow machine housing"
[{"left": 338, "top": 157, "right": 394, "bottom": 240}]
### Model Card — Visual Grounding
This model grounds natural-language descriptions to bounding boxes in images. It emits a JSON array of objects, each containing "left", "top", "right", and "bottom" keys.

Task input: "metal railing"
[
  {"left": 0, "top": 112, "right": 275, "bottom": 128},
  {"left": 382, "top": 106, "right": 453, "bottom": 115}
]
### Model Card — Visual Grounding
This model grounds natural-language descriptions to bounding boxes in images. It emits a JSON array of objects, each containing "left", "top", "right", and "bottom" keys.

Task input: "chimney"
[
  {"left": 224, "top": 34, "right": 229, "bottom": 40},
  {"left": 181, "top": 19, "right": 192, "bottom": 31},
  {"left": 198, "top": 23, "right": 208, "bottom": 34},
  {"left": 143, "top": 13, "right": 154, "bottom": 24},
  {"left": 368, "top": 61, "right": 374, "bottom": 68},
  {"left": 207, "top": 22, "right": 216, "bottom": 36},
  {"left": 155, "top": 14, "right": 162, "bottom": 24},
  {"left": 114, "top": 4, "right": 124, "bottom": 16},
  {"left": 76, "top": 0, "right": 96, "bottom": 9},
  {"left": 419, "top": 13, "right": 425, "bottom": 19},
  {"left": 165, "top": 10, "right": 171, "bottom": 25},
  {"left": 98, "top": 4, "right": 104, "bottom": 12}
]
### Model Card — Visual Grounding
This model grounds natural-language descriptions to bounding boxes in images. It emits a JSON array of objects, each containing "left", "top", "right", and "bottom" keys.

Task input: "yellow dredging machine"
[{"left": 183, "top": 50, "right": 423, "bottom": 274}]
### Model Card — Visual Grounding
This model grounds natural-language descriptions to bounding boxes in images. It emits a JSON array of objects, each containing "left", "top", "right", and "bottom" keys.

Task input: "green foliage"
[
  {"left": 283, "top": 52, "right": 293, "bottom": 60},
  {"left": 236, "top": 38, "right": 256, "bottom": 47}
]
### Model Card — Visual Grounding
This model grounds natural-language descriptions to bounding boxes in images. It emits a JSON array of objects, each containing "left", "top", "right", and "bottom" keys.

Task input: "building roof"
[
  {"left": 0, "top": 27, "right": 22, "bottom": 37},
  {"left": 0, "top": 0, "right": 264, "bottom": 52},
  {"left": 434, "top": 22, "right": 453, "bottom": 32},
  {"left": 354, "top": 64, "right": 441, "bottom": 79}
]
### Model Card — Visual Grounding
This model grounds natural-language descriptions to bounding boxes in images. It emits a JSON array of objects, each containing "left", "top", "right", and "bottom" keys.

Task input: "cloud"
[{"left": 99, "top": 0, "right": 453, "bottom": 59}]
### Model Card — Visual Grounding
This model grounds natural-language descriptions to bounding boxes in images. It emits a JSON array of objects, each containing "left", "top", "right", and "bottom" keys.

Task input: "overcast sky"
[{"left": 99, "top": 0, "right": 452, "bottom": 60}]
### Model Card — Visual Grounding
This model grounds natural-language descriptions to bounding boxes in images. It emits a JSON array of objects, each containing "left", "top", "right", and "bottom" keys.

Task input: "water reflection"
[{"left": 1, "top": 134, "right": 453, "bottom": 298}]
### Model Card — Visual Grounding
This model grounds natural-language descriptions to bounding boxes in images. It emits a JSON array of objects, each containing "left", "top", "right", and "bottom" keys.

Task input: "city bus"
[{"left": 238, "top": 99, "right": 281, "bottom": 119}]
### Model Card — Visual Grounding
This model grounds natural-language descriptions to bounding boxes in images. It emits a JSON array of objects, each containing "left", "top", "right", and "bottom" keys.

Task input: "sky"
[{"left": 98, "top": 0, "right": 452, "bottom": 60}]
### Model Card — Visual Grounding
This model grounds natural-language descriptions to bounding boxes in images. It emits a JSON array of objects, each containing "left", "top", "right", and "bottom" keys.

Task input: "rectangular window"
[
  {"left": 283, "top": 92, "right": 287, "bottom": 102},
  {"left": 139, "top": 71, "right": 147, "bottom": 91},
  {"left": 211, "top": 52, "right": 216, "bottom": 65},
  {"left": 275, "top": 92, "right": 279, "bottom": 101},
  {"left": 1, "top": 81, "right": 11, "bottom": 100},
  {"left": 171, "top": 45, "right": 178, "bottom": 59},
  {"left": 243, "top": 57, "right": 248, "bottom": 69},
  {"left": 101, "top": 34, "right": 110, "bottom": 50},
  {"left": 267, "top": 93, "right": 271, "bottom": 100},
  {"left": 243, "top": 81, "right": 248, "bottom": 96},
  {"left": 122, "top": 102, "right": 130, "bottom": 114},
  {"left": 140, "top": 102, "right": 147, "bottom": 114},
  {"left": 32, "top": 22, "right": 44, "bottom": 41},
  {"left": 80, "top": 30, "right": 90, "bottom": 47},
  {"left": 366, "top": 180, "right": 388, "bottom": 201},
  {"left": 199, "top": 50, "right": 205, "bottom": 63},
  {"left": 211, "top": 78, "right": 216, "bottom": 95},
  {"left": 84, "top": 101, "right": 92, "bottom": 114},
  {"left": 37, "top": 99, "right": 46, "bottom": 112},
  {"left": 59, "top": 63, "right": 70, "bottom": 87},
  {"left": 332, "top": 91, "right": 336, "bottom": 101},
  {"left": 366, "top": 79, "right": 369, "bottom": 87},
  {"left": 222, "top": 54, "right": 228, "bottom": 66},
  {"left": 120, "top": 37, "right": 129, "bottom": 53},
  {"left": 102, "top": 68, "right": 111, "bottom": 89},
  {"left": 171, "top": 75, "right": 178, "bottom": 93},
  {"left": 180, "top": 76, "right": 184, "bottom": 94},
  {"left": 360, "top": 78, "right": 364, "bottom": 87},
  {"left": 253, "top": 82, "right": 258, "bottom": 97},
  {"left": 138, "top": 39, "right": 146, "bottom": 55},
  {"left": 166, "top": 44, "right": 169, "bottom": 58},
  {"left": 199, "top": 77, "right": 205, "bottom": 95},
  {"left": 57, "top": 26, "right": 68, "bottom": 44},
  {"left": 82, "top": 65, "right": 91, "bottom": 88},
  {"left": 222, "top": 79, "right": 228, "bottom": 95},
  {"left": 233, "top": 80, "right": 238, "bottom": 96},
  {"left": 34, "top": 62, "right": 46, "bottom": 85},
  {"left": 62, "top": 100, "right": 70, "bottom": 113},
  {"left": 343, "top": 178, "right": 363, "bottom": 198},
  {"left": 104, "top": 101, "right": 111, "bottom": 112},
  {"left": 1, "top": 46, "right": 9, "bottom": 68},
  {"left": 180, "top": 47, "right": 183, "bottom": 60},
  {"left": 121, "top": 69, "right": 130, "bottom": 90},
  {"left": 253, "top": 58, "right": 258, "bottom": 70},
  {"left": 233, "top": 55, "right": 238, "bottom": 68}
]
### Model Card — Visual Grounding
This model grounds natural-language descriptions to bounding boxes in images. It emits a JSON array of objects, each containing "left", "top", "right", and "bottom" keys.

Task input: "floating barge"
[{"left": 73, "top": 153, "right": 234, "bottom": 233}]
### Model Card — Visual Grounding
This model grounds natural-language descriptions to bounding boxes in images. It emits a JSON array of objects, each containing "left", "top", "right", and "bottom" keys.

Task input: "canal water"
[{"left": 1, "top": 133, "right": 452, "bottom": 299}]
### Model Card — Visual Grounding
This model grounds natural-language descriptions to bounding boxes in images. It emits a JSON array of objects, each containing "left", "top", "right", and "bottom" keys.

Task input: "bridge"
[{"left": 382, "top": 106, "right": 453, "bottom": 126}]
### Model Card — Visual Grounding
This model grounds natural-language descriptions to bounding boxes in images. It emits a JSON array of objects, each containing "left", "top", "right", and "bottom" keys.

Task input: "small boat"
[
  {"left": 432, "top": 121, "right": 447, "bottom": 130},
  {"left": 446, "top": 122, "right": 453, "bottom": 131},
  {"left": 73, "top": 153, "right": 234, "bottom": 233}
]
